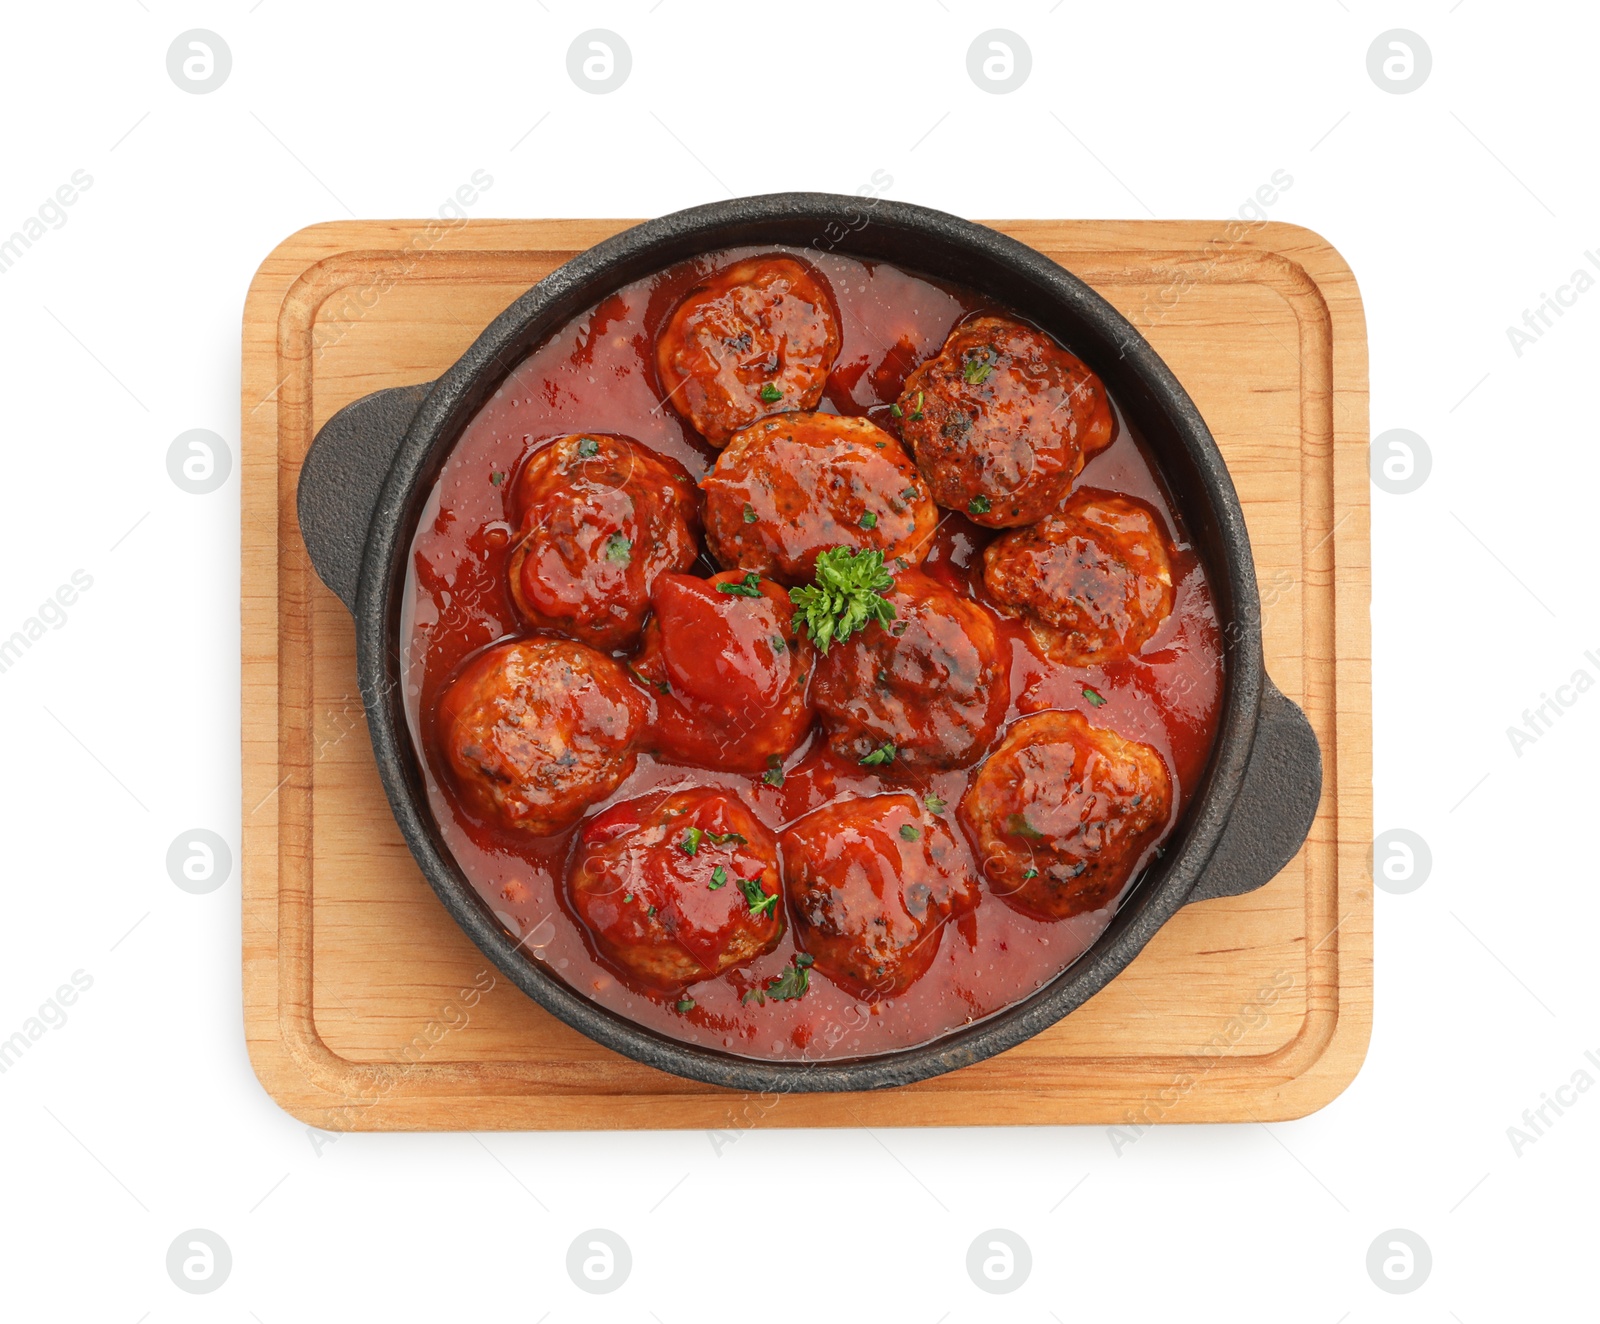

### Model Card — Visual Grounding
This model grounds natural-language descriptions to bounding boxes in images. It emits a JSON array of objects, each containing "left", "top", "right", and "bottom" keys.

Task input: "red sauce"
[{"left": 400, "top": 246, "right": 1223, "bottom": 1062}]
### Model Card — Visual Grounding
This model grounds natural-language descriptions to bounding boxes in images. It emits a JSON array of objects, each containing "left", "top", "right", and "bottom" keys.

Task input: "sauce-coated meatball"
[
  {"left": 896, "top": 316, "right": 1114, "bottom": 527},
  {"left": 630, "top": 570, "right": 816, "bottom": 773},
  {"left": 656, "top": 255, "right": 842, "bottom": 446},
  {"left": 811, "top": 570, "right": 1009, "bottom": 770},
  {"left": 780, "top": 794, "right": 978, "bottom": 997},
  {"left": 437, "top": 638, "right": 648, "bottom": 836},
  {"left": 568, "top": 788, "right": 784, "bottom": 990},
  {"left": 700, "top": 412, "right": 937, "bottom": 584},
  {"left": 507, "top": 433, "right": 701, "bottom": 651},
  {"left": 960, "top": 710, "right": 1171, "bottom": 920},
  {"left": 982, "top": 488, "right": 1174, "bottom": 664}
]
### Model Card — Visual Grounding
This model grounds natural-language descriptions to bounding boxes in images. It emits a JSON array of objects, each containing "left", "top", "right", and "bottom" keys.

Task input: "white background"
[{"left": 1, "top": 0, "right": 1594, "bottom": 1318}]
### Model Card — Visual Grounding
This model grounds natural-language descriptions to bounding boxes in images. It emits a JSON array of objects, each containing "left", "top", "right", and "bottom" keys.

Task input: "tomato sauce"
[{"left": 399, "top": 246, "right": 1223, "bottom": 1062}]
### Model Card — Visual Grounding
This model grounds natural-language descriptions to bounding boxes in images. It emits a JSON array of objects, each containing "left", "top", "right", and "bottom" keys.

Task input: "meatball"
[
  {"left": 567, "top": 788, "right": 785, "bottom": 990},
  {"left": 895, "top": 315, "right": 1115, "bottom": 527},
  {"left": 960, "top": 710, "right": 1171, "bottom": 920},
  {"left": 811, "top": 570, "right": 1009, "bottom": 770},
  {"left": 655, "top": 254, "right": 842, "bottom": 446},
  {"left": 437, "top": 638, "right": 648, "bottom": 836},
  {"left": 630, "top": 570, "right": 816, "bottom": 773},
  {"left": 506, "top": 433, "right": 701, "bottom": 651},
  {"left": 700, "top": 412, "right": 937, "bottom": 584},
  {"left": 780, "top": 794, "right": 978, "bottom": 998},
  {"left": 982, "top": 488, "right": 1174, "bottom": 664}
]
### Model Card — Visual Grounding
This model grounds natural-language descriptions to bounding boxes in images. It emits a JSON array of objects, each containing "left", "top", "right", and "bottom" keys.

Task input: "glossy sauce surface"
[{"left": 401, "top": 246, "right": 1223, "bottom": 1061}]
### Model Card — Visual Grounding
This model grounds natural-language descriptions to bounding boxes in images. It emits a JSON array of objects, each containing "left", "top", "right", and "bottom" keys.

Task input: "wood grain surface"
[{"left": 241, "top": 218, "right": 1371, "bottom": 1130}]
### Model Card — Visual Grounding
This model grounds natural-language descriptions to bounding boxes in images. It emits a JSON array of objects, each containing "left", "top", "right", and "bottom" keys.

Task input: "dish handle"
[
  {"left": 297, "top": 382, "right": 433, "bottom": 614},
  {"left": 1185, "top": 677, "right": 1322, "bottom": 905}
]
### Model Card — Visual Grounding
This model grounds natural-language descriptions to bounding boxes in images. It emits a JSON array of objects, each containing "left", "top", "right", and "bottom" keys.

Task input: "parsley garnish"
[
  {"left": 743, "top": 502, "right": 758, "bottom": 524},
  {"left": 623, "top": 892, "right": 633, "bottom": 903},
  {"left": 962, "top": 349, "right": 995, "bottom": 386},
  {"left": 490, "top": 470, "right": 507, "bottom": 486},
  {"left": 1082, "top": 684, "right": 1107, "bottom": 707},
  {"left": 739, "top": 875, "right": 777, "bottom": 920},
  {"left": 890, "top": 403, "right": 903, "bottom": 418},
  {"left": 771, "top": 635, "right": 786, "bottom": 653},
  {"left": 764, "top": 953, "right": 814, "bottom": 1001},
  {"left": 860, "top": 741, "right": 896, "bottom": 767},
  {"left": 901, "top": 487, "right": 920, "bottom": 502},
  {"left": 899, "top": 823, "right": 920, "bottom": 841},
  {"left": 676, "top": 997, "right": 696, "bottom": 1012},
  {"left": 577, "top": 437, "right": 599, "bottom": 458},
  {"left": 924, "top": 795, "right": 947, "bottom": 814},
  {"left": 910, "top": 390, "right": 924, "bottom": 421},
  {"left": 762, "top": 755, "right": 785, "bottom": 788},
  {"left": 679, "top": 827, "right": 703, "bottom": 856},
  {"left": 717, "top": 572, "right": 763, "bottom": 599},
  {"left": 710, "top": 865, "right": 727, "bottom": 889},
  {"left": 789, "top": 547, "right": 897, "bottom": 653},
  {"left": 604, "top": 533, "right": 632, "bottom": 565},
  {"left": 968, "top": 495, "right": 992, "bottom": 516},
  {"left": 1023, "top": 867, "right": 1039, "bottom": 880},
  {"left": 706, "top": 830, "right": 746, "bottom": 846},
  {"left": 759, "top": 383, "right": 783, "bottom": 403},
  {"left": 858, "top": 511, "right": 878, "bottom": 530},
  {"left": 1006, "top": 813, "right": 1044, "bottom": 841}
]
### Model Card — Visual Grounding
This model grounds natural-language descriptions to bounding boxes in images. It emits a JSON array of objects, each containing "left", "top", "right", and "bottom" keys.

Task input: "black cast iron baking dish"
[{"left": 296, "top": 192, "right": 1322, "bottom": 1094}]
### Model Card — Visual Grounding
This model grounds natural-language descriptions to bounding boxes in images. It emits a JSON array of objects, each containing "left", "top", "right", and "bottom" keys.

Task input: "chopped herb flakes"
[
  {"left": 968, "top": 495, "right": 992, "bottom": 516},
  {"left": 890, "top": 403, "right": 903, "bottom": 418},
  {"left": 764, "top": 953, "right": 814, "bottom": 1001},
  {"left": 858, "top": 511, "right": 878, "bottom": 530},
  {"left": 771, "top": 635, "right": 786, "bottom": 653},
  {"left": 901, "top": 487, "right": 920, "bottom": 502},
  {"left": 489, "top": 470, "right": 507, "bottom": 486},
  {"left": 706, "top": 830, "right": 746, "bottom": 846},
  {"left": 759, "top": 383, "right": 783, "bottom": 403},
  {"left": 717, "top": 572, "right": 764, "bottom": 599},
  {"left": 710, "top": 865, "right": 727, "bottom": 889},
  {"left": 923, "top": 795, "right": 947, "bottom": 814},
  {"left": 676, "top": 997, "right": 696, "bottom": 1012},
  {"left": 899, "top": 823, "right": 921, "bottom": 841},
  {"left": 743, "top": 502, "right": 758, "bottom": 524},
  {"left": 1082, "top": 684, "right": 1107, "bottom": 707},
  {"left": 762, "top": 756, "right": 785, "bottom": 788},
  {"left": 789, "top": 547, "right": 897, "bottom": 653},
  {"left": 962, "top": 349, "right": 995, "bottom": 386},
  {"left": 1006, "top": 812, "right": 1044, "bottom": 841},
  {"left": 739, "top": 875, "right": 777, "bottom": 920},
  {"left": 577, "top": 437, "right": 599, "bottom": 458},
  {"left": 860, "top": 741, "right": 896, "bottom": 767},
  {"left": 679, "top": 827, "right": 703, "bottom": 857},
  {"left": 603, "top": 533, "right": 632, "bottom": 565},
  {"left": 1022, "top": 868, "right": 1039, "bottom": 880}
]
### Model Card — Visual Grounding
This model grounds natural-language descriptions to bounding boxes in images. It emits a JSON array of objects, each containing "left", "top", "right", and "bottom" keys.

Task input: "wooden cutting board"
[{"left": 241, "top": 218, "right": 1371, "bottom": 1130}]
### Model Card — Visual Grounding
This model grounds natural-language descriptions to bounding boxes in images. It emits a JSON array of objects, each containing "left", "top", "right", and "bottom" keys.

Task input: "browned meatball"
[
  {"left": 437, "top": 638, "right": 648, "bottom": 836},
  {"left": 506, "top": 433, "right": 701, "bottom": 651},
  {"left": 567, "top": 788, "right": 784, "bottom": 990},
  {"left": 960, "top": 710, "right": 1171, "bottom": 920},
  {"left": 982, "top": 488, "right": 1174, "bottom": 664},
  {"left": 811, "top": 570, "right": 1010, "bottom": 770},
  {"left": 700, "top": 412, "right": 937, "bottom": 585},
  {"left": 895, "top": 316, "right": 1115, "bottom": 527},
  {"left": 656, "top": 255, "right": 842, "bottom": 446},
  {"left": 780, "top": 793, "right": 978, "bottom": 998}
]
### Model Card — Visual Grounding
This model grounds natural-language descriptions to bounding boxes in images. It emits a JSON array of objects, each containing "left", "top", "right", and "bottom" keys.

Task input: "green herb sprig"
[{"left": 788, "top": 547, "right": 897, "bottom": 654}]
